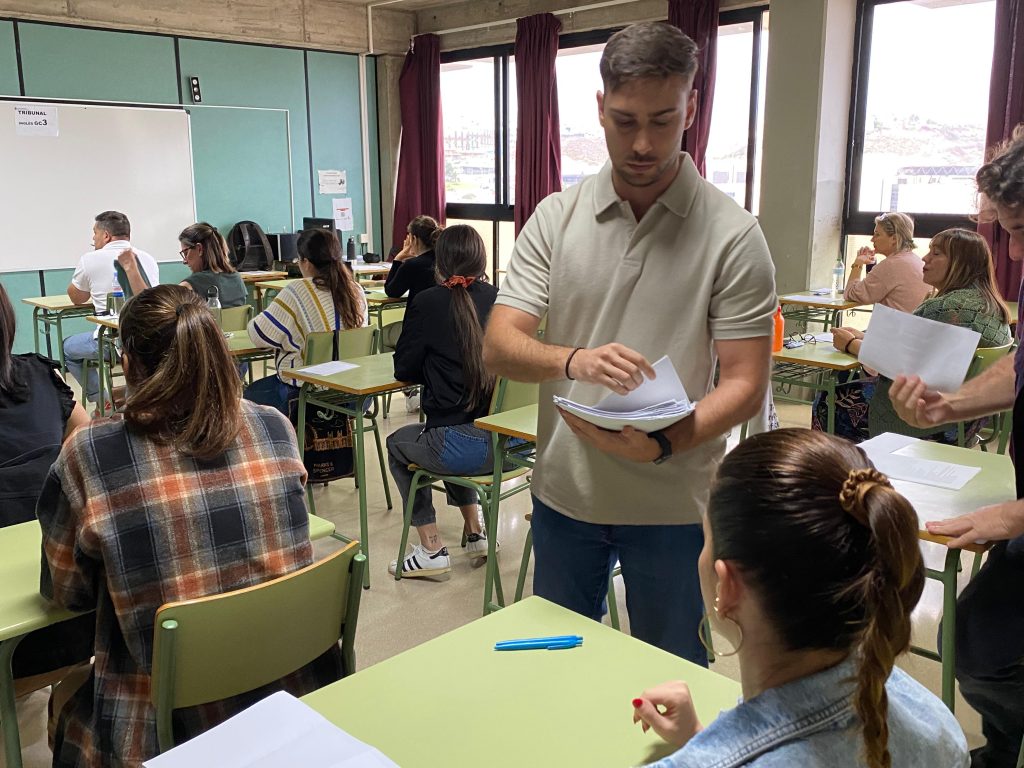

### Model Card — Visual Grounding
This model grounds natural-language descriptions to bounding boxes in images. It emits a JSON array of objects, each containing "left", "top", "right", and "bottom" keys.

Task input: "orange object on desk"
[{"left": 772, "top": 306, "right": 784, "bottom": 352}]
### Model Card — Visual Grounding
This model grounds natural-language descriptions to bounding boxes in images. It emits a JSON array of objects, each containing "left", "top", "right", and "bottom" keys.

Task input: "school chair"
[
  {"left": 300, "top": 326, "right": 392, "bottom": 515},
  {"left": 957, "top": 341, "right": 1013, "bottom": 448},
  {"left": 393, "top": 377, "right": 538, "bottom": 616},
  {"left": 150, "top": 542, "right": 366, "bottom": 753},
  {"left": 217, "top": 304, "right": 253, "bottom": 332}
]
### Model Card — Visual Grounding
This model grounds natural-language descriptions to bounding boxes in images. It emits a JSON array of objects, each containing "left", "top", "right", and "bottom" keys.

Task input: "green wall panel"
[
  {"left": 18, "top": 24, "right": 177, "bottom": 103},
  {"left": 1, "top": 271, "right": 44, "bottom": 355},
  {"left": 178, "top": 40, "right": 311, "bottom": 233},
  {"left": 0, "top": 22, "right": 19, "bottom": 96}
]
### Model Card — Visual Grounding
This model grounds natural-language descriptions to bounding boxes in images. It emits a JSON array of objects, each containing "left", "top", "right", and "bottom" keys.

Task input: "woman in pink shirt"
[{"left": 843, "top": 212, "right": 930, "bottom": 312}]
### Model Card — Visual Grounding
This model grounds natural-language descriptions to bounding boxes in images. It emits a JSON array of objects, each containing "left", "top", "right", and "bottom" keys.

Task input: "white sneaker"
[
  {"left": 405, "top": 392, "right": 421, "bottom": 413},
  {"left": 464, "top": 532, "right": 499, "bottom": 560},
  {"left": 389, "top": 545, "right": 450, "bottom": 577}
]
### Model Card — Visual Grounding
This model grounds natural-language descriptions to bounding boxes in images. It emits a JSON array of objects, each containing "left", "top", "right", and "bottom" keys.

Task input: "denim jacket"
[{"left": 647, "top": 659, "right": 969, "bottom": 768}]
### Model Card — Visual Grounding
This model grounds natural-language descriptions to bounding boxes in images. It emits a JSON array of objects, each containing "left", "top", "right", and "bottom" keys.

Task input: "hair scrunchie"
[
  {"left": 442, "top": 275, "right": 476, "bottom": 289},
  {"left": 838, "top": 468, "right": 892, "bottom": 526}
]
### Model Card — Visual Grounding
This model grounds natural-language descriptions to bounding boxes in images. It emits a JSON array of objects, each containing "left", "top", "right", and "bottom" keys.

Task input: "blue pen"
[
  {"left": 494, "top": 637, "right": 583, "bottom": 651},
  {"left": 495, "top": 634, "right": 582, "bottom": 647}
]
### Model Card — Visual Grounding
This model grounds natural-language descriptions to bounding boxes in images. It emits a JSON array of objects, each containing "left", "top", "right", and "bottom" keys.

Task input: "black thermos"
[{"left": 346, "top": 236, "right": 356, "bottom": 261}]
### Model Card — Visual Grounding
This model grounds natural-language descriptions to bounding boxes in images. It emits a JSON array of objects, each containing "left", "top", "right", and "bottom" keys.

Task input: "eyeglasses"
[{"left": 179, "top": 244, "right": 196, "bottom": 261}]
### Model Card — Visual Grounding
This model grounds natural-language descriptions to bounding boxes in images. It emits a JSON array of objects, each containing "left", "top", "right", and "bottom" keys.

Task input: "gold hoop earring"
[{"left": 699, "top": 599, "right": 744, "bottom": 658}]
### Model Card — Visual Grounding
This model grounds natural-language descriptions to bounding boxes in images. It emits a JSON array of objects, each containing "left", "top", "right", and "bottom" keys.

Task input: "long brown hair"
[
  {"left": 977, "top": 123, "right": 1024, "bottom": 210},
  {"left": 407, "top": 215, "right": 440, "bottom": 249},
  {"left": 434, "top": 225, "right": 493, "bottom": 412},
  {"left": 296, "top": 229, "right": 364, "bottom": 329},
  {"left": 709, "top": 429, "right": 924, "bottom": 768},
  {"left": 928, "top": 228, "right": 1011, "bottom": 323},
  {"left": 0, "top": 283, "right": 28, "bottom": 400},
  {"left": 119, "top": 285, "right": 242, "bottom": 460},
  {"left": 179, "top": 222, "right": 236, "bottom": 274}
]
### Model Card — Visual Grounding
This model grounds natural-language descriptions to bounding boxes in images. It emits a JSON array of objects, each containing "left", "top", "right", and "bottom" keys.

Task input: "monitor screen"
[{"left": 302, "top": 217, "right": 335, "bottom": 232}]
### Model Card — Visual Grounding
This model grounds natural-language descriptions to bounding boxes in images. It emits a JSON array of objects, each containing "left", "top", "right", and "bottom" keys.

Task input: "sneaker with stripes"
[{"left": 389, "top": 545, "right": 451, "bottom": 577}]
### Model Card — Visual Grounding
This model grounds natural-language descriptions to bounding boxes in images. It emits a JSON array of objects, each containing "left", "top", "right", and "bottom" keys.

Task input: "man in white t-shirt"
[
  {"left": 483, "top": 23, "right": 776, "bottom": 662},
  {"left": 64, "top": 211, "right": 159, "bottom": 404}
]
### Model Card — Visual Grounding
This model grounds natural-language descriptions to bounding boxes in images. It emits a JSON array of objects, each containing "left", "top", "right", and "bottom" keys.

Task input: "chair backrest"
[
  {"left": 303, "top": 326, "right": 378, "bottom": 365},
  {"left": 150, "top": 542, "right": 366, "bottom": 753},
  {"left": 490, "top": 377, "right": 539, "bottom": 415},
  {"left": 379, "top": 305, "right": 406, "bottom": 328},
  {"left": 380, "top": 321, "right": 403, "bottom": 354},
  {"left": 218, "top": 304, "right": 253, "bottom": 332},
  {"left": 966, "top": 340, "right": 1013, "bottom": 380}
]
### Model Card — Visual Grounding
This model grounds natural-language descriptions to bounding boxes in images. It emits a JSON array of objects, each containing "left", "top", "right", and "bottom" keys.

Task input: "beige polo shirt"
[{"left": 496, "top": 154, "right": 777, "bottom": 526}]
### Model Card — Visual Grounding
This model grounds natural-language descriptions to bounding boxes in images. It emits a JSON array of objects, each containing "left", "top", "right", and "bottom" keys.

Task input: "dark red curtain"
[
  {"left": 392, "top": 34, "right": 445, "bottom": 254},
  {"left": 668, "top": 0, "right": 719, "bottom": 178},
  {"left": 514, "top": 14, "right": 563, "bottom": 235},
  {"left": 980, "top": 0, "right": 1024, "bottom": 299}
]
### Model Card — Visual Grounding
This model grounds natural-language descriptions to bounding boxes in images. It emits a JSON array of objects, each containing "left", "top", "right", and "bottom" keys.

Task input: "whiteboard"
[{"left": 0, "top": 100, "right": 196, "bottom": 272}]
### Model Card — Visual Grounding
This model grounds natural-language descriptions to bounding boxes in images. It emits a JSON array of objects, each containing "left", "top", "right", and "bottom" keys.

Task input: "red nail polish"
[{"left": 632, "top": 698, "right": 643, "bottom": 708}]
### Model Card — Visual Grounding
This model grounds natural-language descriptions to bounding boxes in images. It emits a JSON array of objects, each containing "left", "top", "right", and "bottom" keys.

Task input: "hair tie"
[
  {"left": 175, "top": 304, "right": 188, "bottom": 318},
  {"left": 839, "top": 468, "right": 891, "bottom": 525},
  {"left": 442, "top": 275, "right": 476, "bottom": 289}
]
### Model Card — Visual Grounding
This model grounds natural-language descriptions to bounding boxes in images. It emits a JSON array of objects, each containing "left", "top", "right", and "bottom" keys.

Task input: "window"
[
  {"left": 845, "top": 0, "right": 997, "bottom": 237},
  {"left": 555, "top": 43, "right": 606, "bottom": 189}
]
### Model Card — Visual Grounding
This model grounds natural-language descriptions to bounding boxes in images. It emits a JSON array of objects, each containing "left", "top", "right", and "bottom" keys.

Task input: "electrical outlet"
[{"left": 359, "top": 234, "right": 370, "bottom": 244}]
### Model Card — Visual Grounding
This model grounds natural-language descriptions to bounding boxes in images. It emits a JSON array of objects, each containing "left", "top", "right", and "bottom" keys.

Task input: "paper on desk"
[
  {"left": 859, "top": 304, "right": 980, "bottom": 392},
  {"left": 553, "top": 355, "right": 694, "bottom": 433},
  {"left": 859, "top": 432, "right": 981, "bottom": 491},
  {"left": 297, "top": 360, "right": 359, "bottom": 377},
  {"left": 241, "top": 271, "right": 280, "bottom": 278},
  {"left": 143, "top": 691, "right": 398, "bottom": 768}
]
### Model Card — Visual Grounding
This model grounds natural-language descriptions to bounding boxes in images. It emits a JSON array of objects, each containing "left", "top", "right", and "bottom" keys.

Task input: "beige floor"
[{"left": 1, "top": 398, "right": 983, "bottom": 767}]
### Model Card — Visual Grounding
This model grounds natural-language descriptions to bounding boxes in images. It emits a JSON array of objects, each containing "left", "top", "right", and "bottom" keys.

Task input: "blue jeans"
[
  {"left": 530, "top": 496, "right": 708, "bottom": 665},
  {"left": 244, "top": 374, "right": 299, "bottom": 417},
  {"left": 63, "top": 332, "right": 102, "bottom": 402}
]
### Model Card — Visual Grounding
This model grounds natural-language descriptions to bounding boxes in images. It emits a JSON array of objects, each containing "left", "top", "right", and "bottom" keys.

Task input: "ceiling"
[{"left": 339, "top": 0, "right": 465, "bottom": 9}]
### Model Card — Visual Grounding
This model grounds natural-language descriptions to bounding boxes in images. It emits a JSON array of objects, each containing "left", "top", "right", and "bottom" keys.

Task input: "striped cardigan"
[{"left": 247, "top": 278, "right": 367, "bottom": 382}]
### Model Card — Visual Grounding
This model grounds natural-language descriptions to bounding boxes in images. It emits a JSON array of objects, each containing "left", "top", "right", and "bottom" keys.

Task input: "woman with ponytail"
[
  {"left": 245, "top": 228, "right": 367, "bottom": 414},
  {"left": 38, "top": 285, "right": 343, "bottom": 767},
  {"left": 387, "top": 224, "right": 499, "bottom": 578},
  {"left": 384, "top": 214, "right": 441, "bottom": 301},
  {"left": 632, "top": 429, "right": 967, "bottom": 768}
]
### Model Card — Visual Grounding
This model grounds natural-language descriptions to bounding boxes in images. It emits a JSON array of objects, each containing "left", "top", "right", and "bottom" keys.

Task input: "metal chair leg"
[{"left": 514, "top": 527, "right": 533, "bottom": 602}]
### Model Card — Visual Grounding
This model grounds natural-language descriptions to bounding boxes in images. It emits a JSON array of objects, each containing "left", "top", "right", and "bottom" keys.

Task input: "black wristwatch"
[{"left": 649, "top": 430, "right": 672, "bottom": 465}]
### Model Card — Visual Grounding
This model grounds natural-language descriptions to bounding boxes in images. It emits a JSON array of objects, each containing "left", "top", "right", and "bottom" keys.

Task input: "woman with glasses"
[
  {"left": 177, "top": 222, "right": 247, "bottom": 307},
  {"left": 843, "top": 212, "right": 930, "bottom": 312},
  {"left": 632, "top": 429, "right": 968, "bottom": 768},
  {"left": 38, "top": 284, "right": 342, "bottom": 767}
]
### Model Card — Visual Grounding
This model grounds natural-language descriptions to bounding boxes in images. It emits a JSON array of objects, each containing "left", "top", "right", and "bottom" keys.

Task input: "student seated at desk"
[
  {"left": 384, "top": 215, "right": 440, "bottom": 302},
  {"left": 177, "top": 222, "right": 246, "bottom": 307},
  {"left": 814, "top": 228, "right": 1011, "bottom": 441},
  {"left": 633, "top": 429, "right": 968, "bottom": 768},
  {"left": 37, "top": 285, "right": 343, "bottom": 768},
  {"left": 0, "top": 283, "right": 94, "bottom": 698},
  {"left": 844, "top": 212, "right": 930, "bottom": 313},
  {"left": 245, "top": 229, "right": 367, "bottom": 415},
  {"left": 388, "top": 225, "right": 498, "bottom": 577}
]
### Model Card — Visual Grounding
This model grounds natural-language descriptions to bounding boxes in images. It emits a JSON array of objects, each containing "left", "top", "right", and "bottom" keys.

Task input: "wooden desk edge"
[
  {"left": 289, "top": 371, "right": 407, "bottom": 396},
  {"left": 917, "top": 530, "right": 988, "bottom": 555},
  {"left": 473, "top": 420, "right": 538, "bottom": 442},
  {"left": 771, "top": 355, "right": 860, "bottom": 371}
]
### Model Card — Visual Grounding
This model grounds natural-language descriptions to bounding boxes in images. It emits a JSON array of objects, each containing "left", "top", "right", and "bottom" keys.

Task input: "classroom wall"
[{"left": 0, "top": 20, "right": 384, "bottom": 354}]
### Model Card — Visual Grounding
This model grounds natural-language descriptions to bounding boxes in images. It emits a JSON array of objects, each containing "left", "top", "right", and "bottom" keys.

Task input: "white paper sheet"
[
  {"left": 318, "top": 169, "right": 347, "bottom": 194},
  {"left": 858, "top": 304, "right": 980, "bottom": 392},
  {"left": 297, "top": 360, "right": 359, "bottom": 376},
  {"left": 144, "top": 692, "right": 398, "bottom": 768},
  {"left": 859, "top": 433, "right": 981, "bottom": 491},
  {"left": 553, "top": 356, "right": 694, "bottom": 433},
  {"left": 332, "top": 197, "right": 354, "bottom": 231}
]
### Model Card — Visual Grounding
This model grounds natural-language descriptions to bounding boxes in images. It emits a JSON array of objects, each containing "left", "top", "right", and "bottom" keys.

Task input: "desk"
[
  {"left": 290, "top": 353, "right": 409, "bottom": 588},
  {"left": 0, "top": 514, "right": 334, "bottom": 768},
  {"left": 364, "top": 290, "right": 406, "bottom": 334},
  {"left": 779, "top": 292, "right": 868, "bottom": 330},
  {"left": 250, "top": 277, "right": 295, "bottom": 313},
  {"left": 350, "top": 261, "right": 391, "bottom": 282},
  {"left": 21, "top": 296, "right": 95, "bottom": 374},
  {"left": 474, "top": 404, "right": 539, "bottom": 615},
  {"left": 771, "top": 343, "right": 862, "bottom": 433},
  {"left": 303, "top": 596, "right": 741, "bottom": 768},
  {"left": 890, "top": 442, "right": 1014, "bottom": 711}
]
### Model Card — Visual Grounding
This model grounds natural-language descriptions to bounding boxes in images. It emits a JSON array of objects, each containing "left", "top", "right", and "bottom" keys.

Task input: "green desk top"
[
  {"left": 350, "top": 262, "right": 391, "bottom": 275},
  {"left": 252, "top": 278, "right": 296, "bottom": 292},
  {"left": 87, "top": 317, "right": 266, "bottom": 359},
  {"left": 303, "top": 597, "right": 740, "bottom": 767},
  {"left": 364, "top": 290, "right": 405, "bottom": 306},
  {"left": 772, "top": 342, "right": 861, "bottom": 371},
  {"left": 475, "top": 404, "right": 538, "bottom": 442},
  {"left": 779, "top": 292, "right": 867, "bottom": 310},
  {"left": 22, "top": 295, "right": 90, "bottom": 312},
  {"left": 288, "top": 353, "right": 407, "bottom": 396},
  {"left": 239, "top": 271, "right": 288, "bottom": 284}
]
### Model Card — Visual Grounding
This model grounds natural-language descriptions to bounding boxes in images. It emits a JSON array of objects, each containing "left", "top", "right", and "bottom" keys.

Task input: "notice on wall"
[
  {"left": 332, "top": 197, "right": 354, "bottom": 231},
  {"left": 14, "top": 104, "right": 59, "bottom": 137},
  {"left": 318, "top": 169, "right": 347, "bottom": 194}
]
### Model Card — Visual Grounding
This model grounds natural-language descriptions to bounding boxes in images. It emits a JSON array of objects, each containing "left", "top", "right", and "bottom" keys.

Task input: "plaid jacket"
[{"left": 38, "top": 401, "right": 343, "bottom": 768}]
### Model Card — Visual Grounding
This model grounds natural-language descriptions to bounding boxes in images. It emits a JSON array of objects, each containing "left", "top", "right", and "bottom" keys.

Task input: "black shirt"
[
  {"left": 393, "top": 282, "right": 497, "bottom": 429},
  {"left": 384, "top": 250, "right": 437, "bottom": 302}
]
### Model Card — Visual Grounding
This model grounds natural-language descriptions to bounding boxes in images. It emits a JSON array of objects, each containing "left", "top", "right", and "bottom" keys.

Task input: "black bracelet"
[{"left": 565, "top": 347, "right": 583, "bottom": 380}]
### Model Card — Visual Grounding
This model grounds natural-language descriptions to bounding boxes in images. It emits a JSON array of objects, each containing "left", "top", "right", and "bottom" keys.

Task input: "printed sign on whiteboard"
[
  {"left": 332, "top": 197, "right": 354, "bottom": 231},
  {"left": 318, "top": 169, "right": 347, "bottom": 194},
  {"left": 14, "top": 105, "right": 59, "bottom": 137}
]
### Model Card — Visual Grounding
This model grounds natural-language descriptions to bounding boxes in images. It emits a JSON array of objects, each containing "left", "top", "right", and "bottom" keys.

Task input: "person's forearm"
[
  {"left": 947, "top": 355, "right": 1016, "bottom": 420},
  {"left": 121, "top": 263, "right": 148, "bottom": 295},
  {"left": 663, "top": 375, "right": 765, "bottom": 455},
  {"left": 483, "top": 322, "right": 572, "bottom": 383},
  {"left": 844, "top": 263, "right": 864, "bottom": 292}
]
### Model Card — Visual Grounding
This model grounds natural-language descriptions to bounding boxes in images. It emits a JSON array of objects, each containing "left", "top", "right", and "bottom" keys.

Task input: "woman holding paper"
[
  {"left": 386, "top": 225, "right": 501, "bottom": 578},
  {"left": 632, "top": 429, "right": 968, "bottom": 768},
  {"left": 245, "top": 228, "right": 367, "bottom": 415},
  {"left": 814, "top": 228, "right": 1010, "bottom": 441}
]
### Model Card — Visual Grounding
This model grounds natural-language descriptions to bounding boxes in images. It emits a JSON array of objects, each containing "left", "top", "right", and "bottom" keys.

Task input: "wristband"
[
  {"left": 565, "top": 347, "right": 583, "bottom": 381},
  {"left": 843, "top": 338, "right": 856, "bottom": 354}
]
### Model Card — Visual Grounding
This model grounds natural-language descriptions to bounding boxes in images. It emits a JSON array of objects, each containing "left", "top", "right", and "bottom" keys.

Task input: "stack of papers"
[
  {"left": 297, "top": 361, "right": 360, "bottom": 376},
  {"left": 143, "top": 691, "right": 398, "bottom": 768},
  {"left": 859, "top": 433, "right": 981, "bottom": 491},
  {"left": 553, "top": 356, "right": 694, "bottom": 433}
]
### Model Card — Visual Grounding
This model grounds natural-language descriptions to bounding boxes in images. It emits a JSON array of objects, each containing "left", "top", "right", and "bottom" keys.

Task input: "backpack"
[{"left": 226, "top": 221, "right": 273, "bottom": 271}]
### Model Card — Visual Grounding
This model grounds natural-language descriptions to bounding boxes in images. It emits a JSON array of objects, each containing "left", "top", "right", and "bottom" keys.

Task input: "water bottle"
[
  {"left": 206, "top": 285, "right": 221, "bottom": 311},
  {"left": 830, "top": 258, "right": 845, "bottom": 298},
  {"left": 108, "top": 276, "right": 124, "bottom": 316},
  {"left": 346, "top": 237, "right": 356, "bottom": 262}
]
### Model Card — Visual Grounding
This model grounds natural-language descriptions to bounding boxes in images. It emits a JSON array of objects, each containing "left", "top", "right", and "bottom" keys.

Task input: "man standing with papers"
[
  {"left": 483, "top": 22, "right": 776, "bottom": 663},
  {"left": 890, "top": 127, "right": 1024, "bottom": 768}
]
